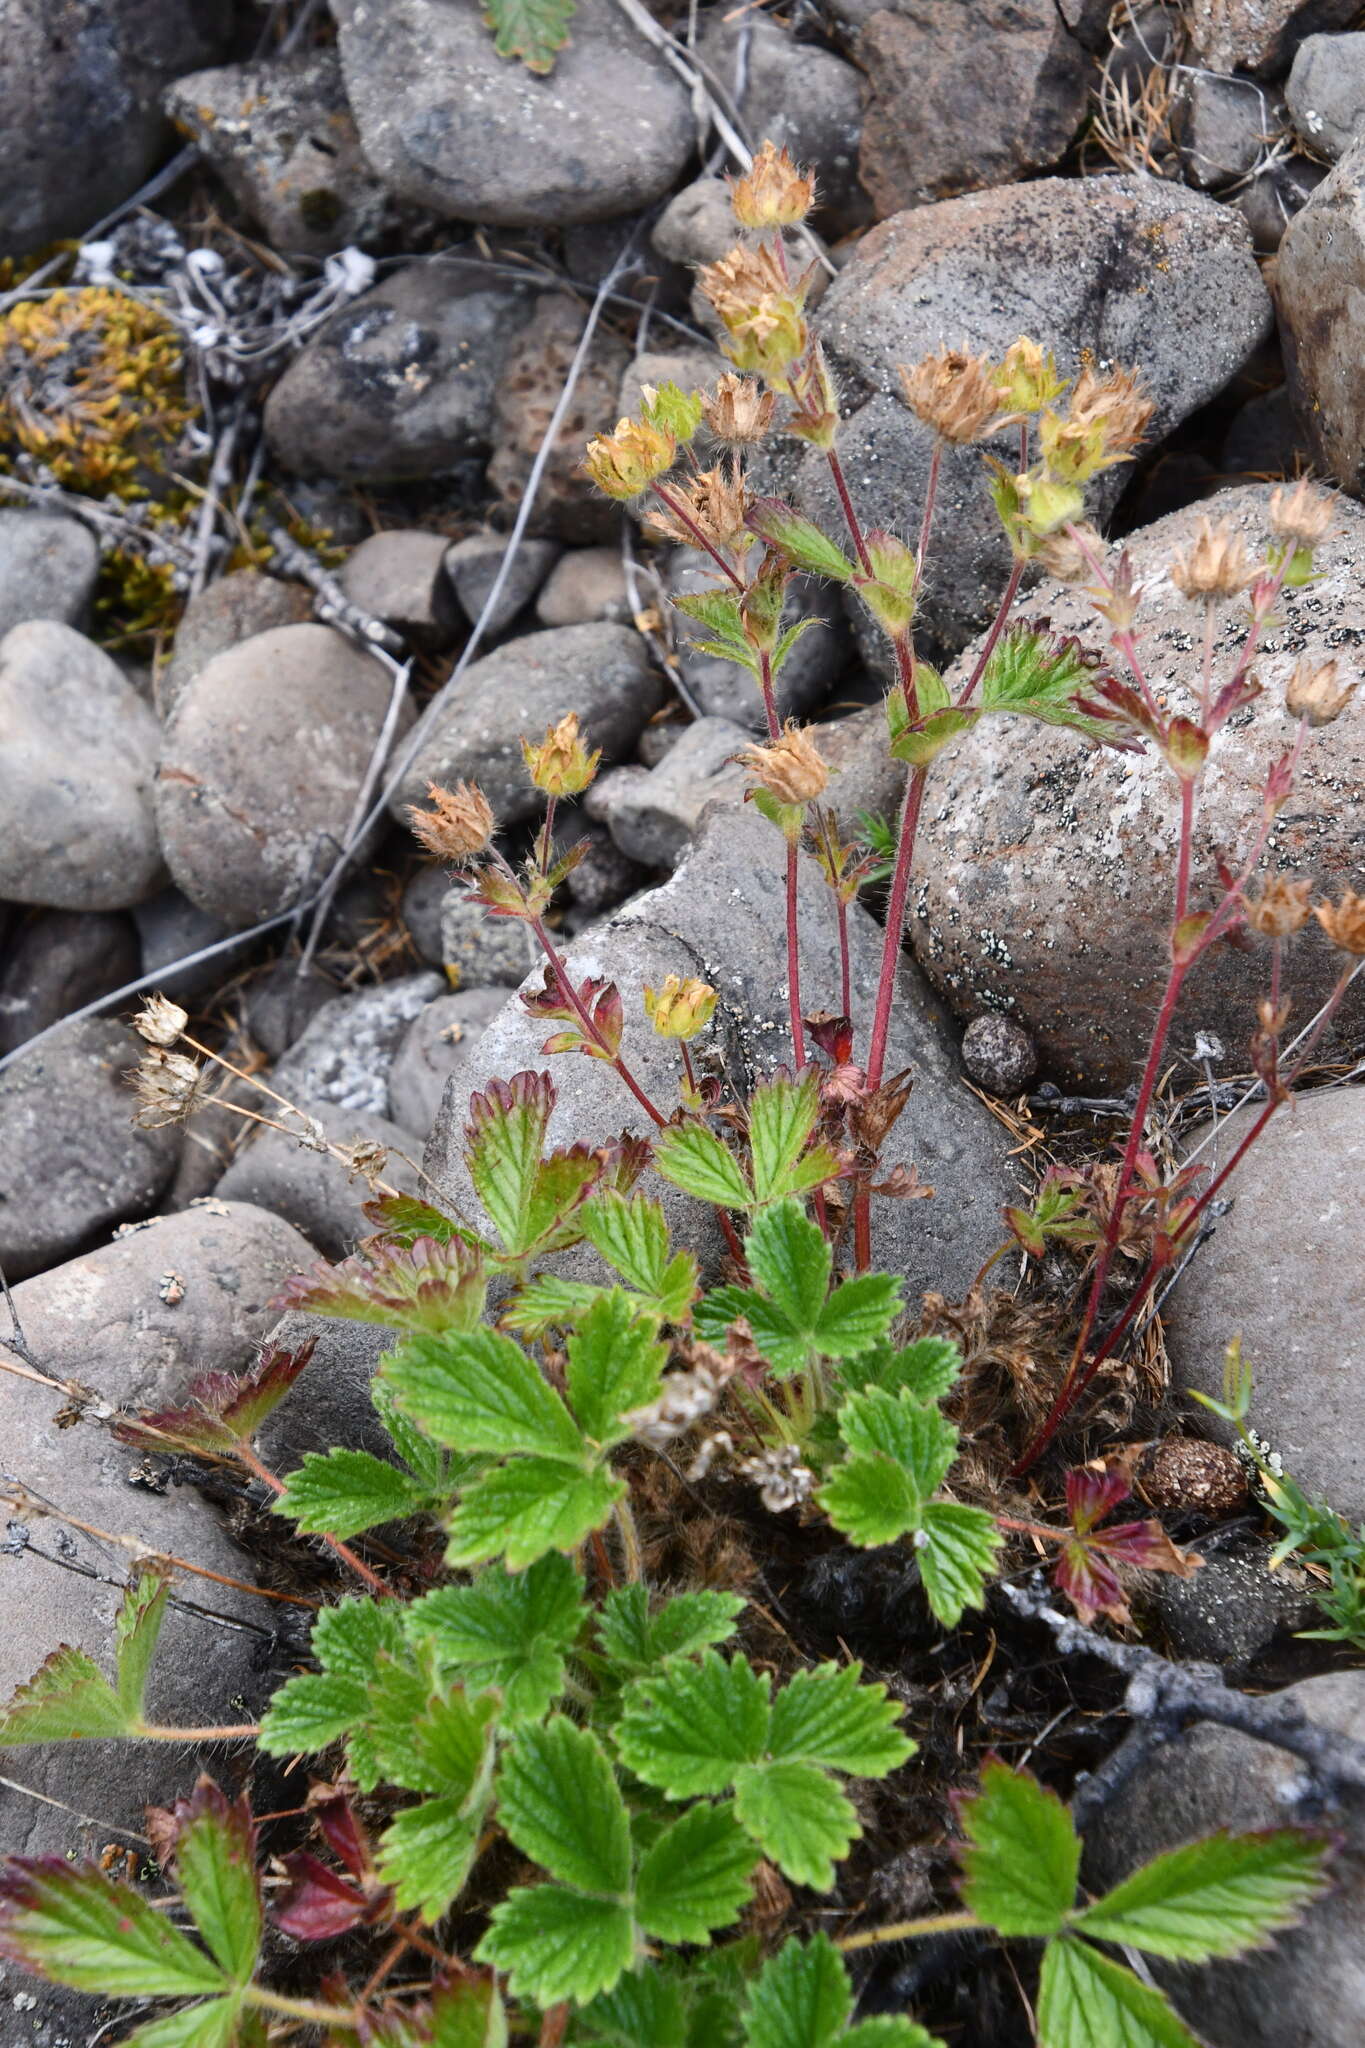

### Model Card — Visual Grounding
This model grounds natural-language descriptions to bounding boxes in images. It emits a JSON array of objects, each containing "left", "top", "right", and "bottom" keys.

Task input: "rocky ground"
[{"left": 2, "top": 2, "right": 1365, "bottom": 2044}]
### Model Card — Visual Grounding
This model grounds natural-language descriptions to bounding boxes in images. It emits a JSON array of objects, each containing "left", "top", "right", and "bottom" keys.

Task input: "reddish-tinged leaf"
[
  {"left": 1065, "top": 1464, "right": 1132, "bottom": 1536},
  {"left": 807, "top": 1014, "right": 854, "bottom": 1066},
  {"left": 1054, "top": 1533, "right": 1131, "bottom": 1626},
  {"left": 520, "top": 969, "right": 577, "bottom": 1022},
  {"left": 1091, "top": 1517, "right": 1204, "bottom": 1580},
  {"left": 271, "top": 1237, "right": 486, "bottom": 1337},
  {"left": 597, "top": 1133, "right": 652, "bottom": 1194},
  {"left": 115, "top": 1339, "right": 316, "bottom": 1455},
  {"left": 161, "top": 1778, "right": 262, "bottom": 1983},
  {"left": 590, "top": 980, "right": 623, "bottom": 1056},
  {"left": 363, "top": 1195, "right": 465, "bottom": 1247},
  {"left": 310, "top": 1790, "right": 371, "bottom": 1882},
  {"left": 540, "top": 1029, "right": 590, "bottom": 1056},
  {"left": 274, "top": 1853, "right": 377, "bottom": 1941}
]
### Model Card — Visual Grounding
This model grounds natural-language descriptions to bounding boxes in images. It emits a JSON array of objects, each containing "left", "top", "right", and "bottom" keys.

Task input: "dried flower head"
[
  {"left": 130, "top": 1047, "right": 208, "bottom": 1128},
  {"left": 1243, "top": 875, "right": 1313, "bottom": 938},
  {"left": 702, "top": 372, "right": 776, "bottom": 446},
  {"left": 698, "top": 243, "right": 810, "bottom": 384},
  {"left": 899, "top": 346, "right": 1002, "bottom": 444},
  {"left": 1035, "top": 522, "right": 1104, "bottom": 584},
  {"left": 625, "top": 1349, "right": 733, "bottom": 1446},
  {"left": 647, "top": 464, "right": 752, "bottom": 553},
  {"left": 644, "top": 975, "right": 718, "bottom": 1040},
  {"left": 1169, "top": 518, "right": 1255, "bottom": 601},
  {"left": 408, "top": 780, "right": 495, "bottom": 862},
  {"left": 993, "top": 336, "right": 1069, "bottom": 414},
  {"left": 582, "top": 414, "right": 676, "bottom": 500},
  {"left": 730, "top": 140, "right": 816, "bottom": 228},
  {"left": 736, "top": 1443, "right": 815, "bottom": 1513},
  {"left": 133, "top": 994, "right": 188, "bottom": 1048},
  {"left": 1314, "top": 889, "right": 1365, "bottom": 955},
  {"left": 1284, "top": 655, "right": 1357, "bottom": 728},
  {"left": 736, "top": 723, "right": 829, "bottom": 805},
  {"left": 341, "top": 1137, "right": 388, "bottom": 1191},
  {"left": 1269, "top": 479, "right": 1334, "bottom": 551},
  {"left": 521, "top": 712, "right": 601, "bottom": 797},
  {"left": 1064, "top": 363, "right": 1153, "bottom": 467}
]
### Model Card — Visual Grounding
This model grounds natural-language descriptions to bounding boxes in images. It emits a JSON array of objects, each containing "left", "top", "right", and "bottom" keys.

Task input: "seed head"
[
  {"left": 1269, "top": 479, "right": 1334, "bottom": 551},
  {"left": 1314, "top": 889, "right": 1365, "bottom": 955},
  {"left": 698, "top": 243, "right": 810, "bottom": 385},
  {"left": 1243, "top": 875, "right": 1313, "bottom": 938},
  {"left": 130, "top": 1047, "right": 208, "bottom": 1128},
  {"left": 730, "top": 141, "right": 816, "bottom": 228},
  {"left": 1062, "top": 363, "right": 1153, "bottom": 471},
  {"left": 644, "top": 975, "right": 718, "bottom": 1040},
  {"left": 408, "top": 780, "right": 495, "bottom": 862},
  {"left": 899, "top": 346, "right": 1002, "bottom": 444},
  {"left": 521, "top": 711, "right": 601, "bottom": 798},
  {"left": 736, "top": 723, "right": 829, "bottom": 805},
  {"left": 582, "top": 414, "right": 676, "bottom": 500},
  {"left": 133, "top": 994, "right": 188, "bottom": 1048},
  {"left": 1035, "top": 521, "right": 1104, "bottom": 584},
  {"left": 1169, "top": 519, "right": 1255, "bottom": 601},
  {"left": 647, "top": 464, "right": 752, "bottom": 553},
  {"left": 1284, "top": 655, "right": 1357, "bottom": 728},
  {"left": 993, "top": 337, "right": 1069, "bottom": 414},
  {"left": 702, "top": 372, "right": 776, "bottom": 446}
]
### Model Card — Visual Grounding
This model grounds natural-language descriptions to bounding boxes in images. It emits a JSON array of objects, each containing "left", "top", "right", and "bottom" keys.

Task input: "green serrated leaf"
[
  {"left": 742, "top": 1932, "right": 850, "bottom": 2048},
  {"left": 425, "top": 1977, "right": 509, "bottom": 2048},
  {"left": 385, "top": 1327, "right": 585, "bottom": 1463},
  {"left": 747, "top": 1198, "right": 830, "bottom": 1338},
  {"left": 812, "top": 1274, "right": 902, "bottom": 1362},
  {"left": 978, "top": 625, "right": 1113, "bottom": 744},
  {"left": 478, "top": 1884, "right": 635, "bottom": 2006},
  {"left": 376, "top": 1795, "right": 484, "bottom": 1920},
  {"left": 170, "top": 1782, "right": 261, "bottom": 1985},
  {"left": 1072, "top": 1827, "right": 1330, "bottom": 1962},
  {"left": 917, "top": 1502, "right": 1002, "bottom": 1628},
  {"left": 258, "top": 1596, "right": 405, "bottom": 1764},
  {"left": 634, "top": 1802, "right": 757, "bottom": 1943},
  {"left": 408, "top": 1554, "right": 586, "bottom": 1725},
  {"left": 578, "top": 1191, "right": 699, "bottom": 1324},
  {"left": 766, "top": 1663, "right": 913, "bottom": 1778},
  {"left": 275, "top": 1447, "right": 429, "bottom": 1539},
  {"left": 501, "top": 1272, "right": 607, "bottom": 1336},
  {"left": 370, "top": 1375, "right": 449, "bottom": 1490},
  {"left": 696, "top": 1281, "right": 806, "bottom": 1378},
  {"left": 747, "top": 501, "right": 856, "bottom": 584},
  {"left": 883, "top": 1338, "right": 963, "bottom": 1404},
  {"left": 0, "top": 1645, "right": 131, "bottom": 1746},
  {"left": 959, "top": 1759, "right": 1079, "bottom": 1937},
  {"left": 617, "top": 1651, "right": 769, "bottom": 1798},
  {"left": 576, "top": 1964, "right": 687, "bottom": 2047},
  {"left": 1036, "top": 1935, "right": 1200, "bottom": 2048},
  {"left": 672, "top": 586, "right": 752, "bottom": 650},
  {"left": 597, "top": 1587, "right": 745, "bottom": 1675},
  {"left": 465, "top": 1070, "right": 557, "bottom": 1249},
  {"left": 838, "top": 1388, "right": 958, "bottom": 1495},
  {"left": 749, "top": 1075, "right": 822, "bottom": 1205},
  {"left": 120, "top": 1999, "right": 244, "bottom": 2048},
  {"left": 847, "top": 2023, "right": 944, "bottom": 2048},
  {"left": 0, "top": 1859, "right": 227, "bottom": 1999},
  {"left": 114, "top": 1564, "right": 173, "bottom": 1721},
  {"left": 733, "top": 1760, "right": 860, "bottom": 1891},
  {"left": 817, "top": 1452, "right": 920, "bottom": 1547},
  {"left": 498, "top": 1717, "right": 632, "bottom": 1895},
  {"left": 568, "top": 1290, "right": 667, "bottom": 1446},
  {"left": 653, "top": 1123, "right": 752, "bottom": 1209},
  {"left": 446, "top": 1458, "right": 622, "bottom": 1570}
]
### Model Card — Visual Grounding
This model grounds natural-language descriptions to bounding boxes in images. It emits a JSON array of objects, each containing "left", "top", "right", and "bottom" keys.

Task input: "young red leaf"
[
  {"left": 272, "top": 1237, "right": 486, "bottom": 1337},
  {"left": 273, "top": 1853, "right": 381, "bottom": 1941},
  {"left": 114, "top": 1339, "right": 317, "bottom": 1455}
]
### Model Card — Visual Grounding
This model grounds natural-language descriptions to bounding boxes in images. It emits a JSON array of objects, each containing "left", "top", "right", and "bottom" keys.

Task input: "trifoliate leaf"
[
  {"left": 1071, "top": 1827, "right": 1331, "bottom": 1962},
  {"left": 616, "top": 1651, "right": 769, "bottom": 1797},
  {"left": 0, "top": 1645, "right": 132, "bottom": 1746},
  {"left": 766, "top": 1663, "right": 913, "bottom": 1778},
  {"left": 596, "top": 1586, "right": 745, "bottom": 1676},
  {"left": 377, "top": 1795, "right": 484, "bottom": 1919},
  {"left": 746, "top": 1198, "right": 831, "bottom": 1338},
  {"left": 578, "top": 1190, "right": 699, "bottom": 1324},
  {"left": 732, "top": 1760, "right": 860, "bottom": 1891},
  {"left": 837, "top": 1388, "right": 957, "bottom": 1494},
  {"left": 275, "top": 1447, "right": 430, "bottom": 1539},
  {"left": 446, "top": 1458, "right": 622, "bottom": 1570},
  {"left": 746, "top": 501, "right": 856, "bottom": 584},
  {"left": 917, "top": 1502, "right": 1002, "bottom": 1628},
  {"left": 258, "top": 1596, "right": 405, "bottom": 1767},
  {"left": 567, "top": 1290, "right": 667, "bottom": 1446},
  {"left": 384, "top": 1327, "right": 585, "bottom": 1463},
  {"left": 741, "top": 1932, "right": 850, "bottom": 2048},
  {"left": 811, "top": 1274, "right": 903, "bottom": 1362},
  {"left": 0, "top": 1859, "right": 227, "bottom": 1999},
  {"left": 838, "top": 1337, "right": 963, "bottom": 1405},
  {"left": 114, "top": 1563, "right": 173, "bottom": 1720},
  {"left": 407, "top": 1554, "right": 586, "bottom": 1725},
  {"left": 498, "top": 1718, "right": 632, "bottom": 1895},
  {"left": 817, "top": 1452, "right": 920, "bottom": 1547},
  {"left": 749, "top": 1075, "right": 824, "bottom": 1206},
  {"left": 634, "top": 1802, "right": 757, "bottom": 1943},
  {"left": 1036, "top": 1935, "right": 1200, "bottom": 2048},
  {"left": 701, "top": 1205, "right": 897, "bottom": 1378},
  {"left": 958, "top": 1759, "right": 1079, "bottom": 1937},
  {"left": 478, "top": 1885, "right": 635, "bottom": 2007},
  {"left": 653, "top": 1123, "right": 752, "bottom": 1209},
  {"left": 575, "top": 1965, "right": 687, "bottom": 2048},
  {"left": 166, "top": 1781, "right": 261, "bottom": 1985}
]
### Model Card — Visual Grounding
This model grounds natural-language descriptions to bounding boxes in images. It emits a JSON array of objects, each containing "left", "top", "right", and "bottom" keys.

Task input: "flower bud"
[
  {"left": 521, "top": 711, "right": 601, "bottom": 797},
  {"left": 729, "top": 140, "right": 816, "bottom": 228},
  {"left": 408, "top": 780, "right": 496, "bottom": 861},
  {"left": 993, "top": 337, "right": 1068, "bottom": 414},
  {"left": 1015, "top": 467, "right": 1085, "bottom": 538},
  {"left": 1314, "top": 888, "right": 1365, "bottom": 955},
  {"left": 736, "top": 722, "right": 829, "bottom": 805},
  {"left": 582, "top": 414, "right": 676, "bottom": 500},
  {"left": 134, "top": 993, "right": 188, "bottom": 1047},
  {"left": 1169, "top": 519, "right": 1255, "bottom": 601},
  {"left": 1244, "top": 875, "right": 1313, "bottom": 938},
  {"left": 644, "top": 974, "right": 718, "bottom": 1039},
  {"left": 1284, "top": 654, "right": 1357, "bottom": 728},
  {"left": 899, "top": 346, "right": 1001, "bottom": 444},
  {"left": 702, "top": 372, "right": 775, "bottom": 446}
]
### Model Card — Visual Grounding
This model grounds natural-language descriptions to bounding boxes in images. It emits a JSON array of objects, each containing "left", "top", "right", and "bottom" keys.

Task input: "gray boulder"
[
  {"left": 0, "top": 621, "right": 164, "bottom": 911},
  {"left": 216, "top": 1104, "right": 425, "bottom": 1262},
  {"left": 0, "top": 910, "right": 140, "bottom": 1058},
  {"left": 536, "top": 546, "right": 631, "bottom": 627},
  {"left": 0, "top": 1019, "right": 180, "bottom": 1282},
  {"left": 486, "top": 294, "right": 631, "bottom": 543},
  {"left": 440, "top": 894, "right": 539, "bottom": 989},
  {"left": 330, "top": 0, "right": 694, "bottom": 227},
  {"left": 1175, "top": 72, "right": 1284, "bottom": 190},
  {"left": 0, "top": 511, "right": 98, "bottom": 638},
  {"left": 443, "top": 533, "right": 562, "bottom": 637},
  {"left": 157, "top": 624, "right": 410, "bottom": 928},
  {"left": 272, "top": 973, "right": 444, "bottom": 1117},
  {"left": 132, "top": 887, "right": 239, "bottom": 1005},
  {"left": 606, "top": 716, "right": 750, "bottom": 869},
  {"left": 1280, "top": 138, "right": 1365, "bottom": 493},
  {"left": 388, "top": 987, "right": 507, "bottom": 1135},
  {"left": 340, "top": 530, "right": 460, "bottom": 651},
  {"left": 155, "top": 568, "right": 313, "bottom": 720},
  {"left": 1183, "top": 0, "right": 1357, "bottom": 76},
  {"left": 1288, "top": 31, "right": 1365, "bottom": 158},
  {"left": 257, "top": 1312, "right": 396, "bottom": 1475}
]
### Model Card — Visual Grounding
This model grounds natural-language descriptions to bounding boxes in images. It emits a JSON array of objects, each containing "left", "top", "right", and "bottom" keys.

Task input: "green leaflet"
[
  {"left": 959, "top": 1758, "right": 1079, "bottom": 1938},
  {"left": 1070, "top": 1827, "right": 1331, "bottom": 1962},
  {"left": 481, "top": 0, "right": 575, "bottom": 73},
  {"left": 698, "top": 1201, "right": 900, "bottom": 1378},
  {"left": 274, "top": 1447, "right": 430, "bottom": 1539},
  {"left": 407, "top": 1554, "right": 587, "bottom": 1725}
]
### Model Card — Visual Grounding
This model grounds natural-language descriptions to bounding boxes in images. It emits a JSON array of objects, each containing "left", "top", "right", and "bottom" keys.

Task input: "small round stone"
[
  {"left": 1141, "top": 1435, "right": 1249, "bottom": 1516},
  {"left": 961, "top": 1012, "right": 1038, "bottom": 1096}
]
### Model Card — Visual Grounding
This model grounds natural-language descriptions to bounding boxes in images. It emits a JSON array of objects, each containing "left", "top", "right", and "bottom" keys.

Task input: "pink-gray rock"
[
  {"left": 439, "top": 894, "right": 539, "bottom": 989},
  {"left": 1183, "top": 0, "right": 1356, "bottom": 76},
  {"left": 1279, "top": 138, "right": 1365, "bottom": 492},
  {"left": 605, "top": 716, "right": 750, "bottom": 869},
  {"left": 155, "top": 567, "right": 313, "bottom": 719},
  {"left": 341, "top": 530, "right": 460, "bottom": 650}
]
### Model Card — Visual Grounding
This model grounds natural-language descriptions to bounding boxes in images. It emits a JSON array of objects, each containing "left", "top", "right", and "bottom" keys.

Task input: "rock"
[
  {"left": 340, "top": 530, "right": 460, "bottom": 650},
  {"left": 272, "top": 973, "right": 444, "bottom": 1117},
  {"left": 1279, "top": 143, "right": 1365, "bottom": 484},
  {"left": 636, "top": 718, "right": 689, "bottom": 769},
  {"left": 387, "top": 987, "right": 506, "bottom": 1134},
  {"left": 165, "top": 1069, "right": 262, "bottom": 1212},
  {"left": 606, "top": 716, "right": 751, "bottom": 868},
  {"left": 0, "top": 1020, "right": 180, "bottom": 1282},
  {"left": 0, "top": 1, "right": 231, "bottom": 256},
  {"left": 909, "top": 484, "right": 1365, "bottom": 1086},
  {"left": 0, "top": 908, "right": 139, "bottom": 1058},
  {"left": 857, "top": 0, "right": 1091, "bottom": 217},
  {"left": 132, "top": 887, "right": 240, "bottom": 1004},
  {"left": 330, "top": 0, "right": 694, "bottom": 226},
  {"left": 0, "top": 621, "right": 164, "bottom": 912},
  {"left": 1221, "top": 384, "right": 1311, "bottom": 475},
  {"left": 216, "top": 1103, "right": 424, "bottom": 1260},
  {"left": 697, "top": 15, "right": 869, "bottom": 235},
  {"left": 242, "top": 962, "right": 339, "bottom": 1063},
  {"left": 1231, "top": 151, "right": 1327, "bottom": 251},
  {"left": 0, "top": 511, "right": 98, "bottom": 638},
  {"left": 425, "top": 804, "right": 1018, "bottom": 1295},
  {"left": 8, "top": 1201, "right": 314, "bottom": 1410},
  {"left": 653, "top": 179, "right": 744, "bottom": 270},
  {"left": 443, "top": 532, "right": 562, "bottom": 637},
  {"left": 667, "top": 548, "right": 851, "bottom": 727},
  {"left": 486, "top": 295, "right": 632, "bottom": 542},
  {"left": 585, "top": 763, "right": 652, "bottom": 827},
  {"left": 805, "top": 175, "right": 1271, "bottom": 655},
  {"left": 1084, "top": 1670, "right": 1365, "bottom": 2046},
  {"left": 1138, "top": 1543, "right": 1317, "bottom": 1672},
  {"left": 263, "top": 258, "right": 534, "bottom": 482},
  {"left": 1287, "top": 31, "right": 1365, "bottom": 157},
  {"left": 1140, "top": 1435, "right": 1249, "bottom": 1516},
  {"left": 815, "top": 703, "right": 908, "bottom": 833},
  {"left": 536, "top": 546, "right": 631, "bottom": 627},
  {"left": 563, "top": 832, "right": 654, "bottom": 918},
  {"left": 960, "top": 1013, "right": 1038, "bottom": 1097},
  {"left": 1165, "top": 1087, "right": 1365, "bottom": 1521},
  {"left": 157, "top": 623, "right": 411, "bottom": 928},
  {"left": 256, "top": 1311, "right": 395, "bottom": 1474},
  {"left": 165, "top": 48, "right": 393, "bottom": 256},
  {"left": 1183, "top": 0, "right": 1357, "bottom": 76},
  {"left": 1175, "top": 72, "right": 1284, "bottom": 190},
  {"left": 155, "top": 569, "right": 314, "bottom": 720},
  {"left": 401, "top": 864, "right": 450, "bottom": 968},
  {"left": 440, "top": 893, "right": 538, "bottom": 988},
  {"left": 390, "top": 622, "right": 666, "bottom": 827}
]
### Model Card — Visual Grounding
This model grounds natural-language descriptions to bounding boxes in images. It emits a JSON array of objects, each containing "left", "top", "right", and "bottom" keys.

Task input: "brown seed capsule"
[
  {"left": 1035, "top": 521, "right": 1104, "bottom": 584},
  {"left": 1284, "top": 654, "right": 1357, "bottom": 728},
  {"left": 408, "top": 780, "right": 496, "bottom": 861},
  {"left": 736, "top": 723, "right": 829, "bottom": 804},
  {"left": 899, "top": 346, "right": 1002, "bottom": 445},
  {"left": 701, "top": 372, "right": 776, "bottom": 446},
  {"left": 133, "top": 994, "right": 188, "bottom": 1048},
  {"left": 1269, "top": 478, "right": 1334, "bottom": 550},
  {"left": 1141, "top": 1436, "right": 1248, "bottom": 1516},
  {"left": 647, "top": 464, "right": 752, "bottom": 553},
  {"left": 1243, "top": 875, "right": 1313, "bottom": 938},
  {"left": 1169, "top": 518, "right": 1256, "bottom": 601},
  {"left": 1314, "top": 888, "right": 1365, "bottom": 955},
  {"left": 130, "top": 1047, "right": 208, "bottom": 1128},
  {"left": 729, "top": 140, "right": 816, "bottom": 228}
]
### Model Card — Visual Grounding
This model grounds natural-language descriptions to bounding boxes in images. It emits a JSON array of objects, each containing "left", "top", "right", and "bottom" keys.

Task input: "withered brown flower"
[
  {"left": 736, "top": 723, "right": 829, "bottom": 805},
  {"left": 130, "top": 1047, "right": 208, "bottom": 1128},
  {"left": 702, "top": 372, "right": 775, "bottom": 446},
  {"left": 1314, "top": 888, "right": 1365, "bottom": 955},
  {"left": 647, "top": 464, "right": 752, "bottom": 553},
  {"left": 1169, "top": 518, "right": 1256, "bottom": 601},
  {"left": 1284, "top": 655, "right": 1357, "bottom": 728},
  {"left": 1243, "top": 875, "right": 1313, "bottom": 938},
  {"left": 408, "top": 780, "right": 495, "bottom": 862},
  {"left": 133, "top": 994, "right": 188, "bottom": 1048},
  {"left": 899, "top": 346, "right": 1002, "bottom": 445},
  {"left": 1269, "top": 478, "right": 1334, "bottom": 550}
]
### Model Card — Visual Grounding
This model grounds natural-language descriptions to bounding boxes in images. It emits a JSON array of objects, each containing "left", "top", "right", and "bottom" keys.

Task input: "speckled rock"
[
  {"left": 263, "top": 258, "right": 535, "bottom": 481},
  {"left": 668, "top": 548, "right": 851, "bottom": 728},
  {"left": 1183, "top": 0, "right": 1356, "bottom": 76},
  {"left": 1231, "top": 151, "right": 1326, "bottom": 251},
  {"left": 165, "top": 48, "right": 394, "bottom": 255},
  {"left": 1166, "top": 1087, "right": 1365, "bottom": 1521},
  {"left": 0, "top": 1019, "right": 181, "bottom": 1282},
  {"left": 339, "top": 530, "right": 460, "bottom": 650},
  {"left": 401, "top": 864, "right": 450, "bottom": 968},
  {"left": 256, "top": 1311, "right": 395, "bottom": 1474},
  {"left": 132, "top": 887, "right": 240, "bottom": 1004},
  {"left": 1287, "top": 31, "right": 1365, "bottom": 157},
  {"left": 486, "top": 295, "right": 632, "bottom": 542},
  {"left": 0, "top": 910, "right": 140, "bottom": 1058},
  {"left": 1085, "top": 1670, "right": 1365, "bottom": 2047},
  {"left": 440, "top": 894, "right": 538, "bottom": 988},
  {"left": 157, "top": 623, "right": 412, "bottom": 928},
  {"left": 330, "top": 0, "right": 694, "bottom": 226},
  {"left": 215, "top": 1102, "right": 424, "bottom": 1260},
  {"left": 563, "top": 830, "right": 653, "bottom": 918},
  {"left": 443, "top": 532, "right": 562, "bottom": 636},
  {"left": 1175, "top": 71, "right": 1285, "bottom": 190},
  {"left": 652, "top": 178, "right": 752, "bottom": 270},
  {"left": 390, "top": 622, "right": 665, "bottom": 827},
  {"left": 961, "top": 1013, "right": 1037, "bottom": 1097},
  {"left": 803, "top": 175, "right": 1271, "bottom": 655},
  {"left": 536, "top": 546, "right": 631, "bottom": 627},
  {"left": 909, "top": 484, "right": 1365, "bottom": 1085},
  {"left": 0, "top": 621, "right": 164, "bottom": 911},
  {"left": 155, "top": 568, "right": 313, "bottom": 719},
  {"left": 1138, "top": 1543, "right": 1317, "bottom": 1673},
  {"left": 272, "top": 973, "right": 444, "bottom": 1116},
  {"left": 0, "top": 511, "right": 98, "bottom": 638},
  {"left": 1280, "top": 139, "right": 1365, "bottom": 492},
  {"left": 387, "top": 987, "right": 506, "bottom": 1135},
  {"left": 606, "top": 716, "right": 750, "bottom": 869}
]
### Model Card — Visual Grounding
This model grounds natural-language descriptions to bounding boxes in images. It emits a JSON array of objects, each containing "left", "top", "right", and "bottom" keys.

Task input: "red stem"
[
  {"left": 530, "top": 917, "right": 667, "bottom": 1129},
  {"left": 237, "top": 1443, "right": 392, "bottom": 1598},
  {"left": 786, "top": 842, "right": 808, "bottom": 1071},
  {"left": 916, "top": 439, "right": 942, "bottom": 577},
  {"left": 652, "top": 483, "right": 744, "bottom": 590},
  {"left": 957, "top": 557, "right": 1025, "bottom": 708},
  {"left": 836, "top": 895, "right": 852, "bottom": 1023},
  {"left": 853, "top": 765, "right": 928, "bottom": 1272},
  {"left": 825, "top": 448, "right": 875, "bottom": 578}
]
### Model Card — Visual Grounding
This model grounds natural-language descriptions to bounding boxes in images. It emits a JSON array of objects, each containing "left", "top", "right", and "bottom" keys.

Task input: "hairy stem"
[
  {"left": 236, "top": 1442, "right": 393, "bottom": 1598},
  {"left": 957, "top": 556, "right": 1024, "bottom": 708},
  {"left": 529, "top": 917, "right": 668, "bottom": 1129},
  {"left": 853, "top": 765, "right": 928, "bottom": 1271},
  {"left": 825, "top": 448, "right": 875, "bottom": 578},
  {"left": 838, "top": 1909, "right": 979, "bottom": 1953},
  {"left": 136, "top": 1722, "right": 261, "bottom": 1743}
]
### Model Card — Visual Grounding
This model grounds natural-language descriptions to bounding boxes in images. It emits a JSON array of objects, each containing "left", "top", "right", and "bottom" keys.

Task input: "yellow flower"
[
  {"left": 521, "top": 711, "right": 601, "bottom": 797},
  {"left": 644, "top": 975, "right": 718, "bottom": 1039},
  {"left": 582, "top": 415, "right": 676, "bottom": 500}
]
